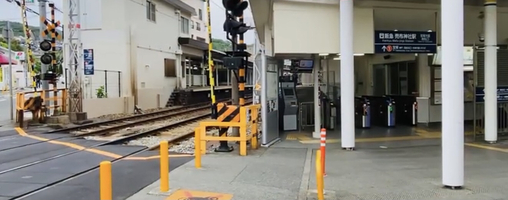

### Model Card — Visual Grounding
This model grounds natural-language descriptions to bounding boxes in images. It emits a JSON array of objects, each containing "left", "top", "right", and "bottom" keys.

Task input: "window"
[
  {"left": 164, "top": 58, "right": 177, "bottom": 77},
  {"left": 198, "top": 9, "right": 203, "bottom": 20},
  {"left": 191, "top": 20, "right": 195, "bottom": 29},
  {"left": 181, "top": 17, "right": 189, "bottom": 34},
  {"left": 146, "top": 0, "right": 156, "bottom": 22},
  {"left": 196, "top": 37, "right": 206, "bottom": 42},
  {"left": 196, "top": 22, "right": 201, "bottom": 31}
]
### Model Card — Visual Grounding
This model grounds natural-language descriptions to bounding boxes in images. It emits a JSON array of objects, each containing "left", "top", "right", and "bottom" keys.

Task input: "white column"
[
  {"left": 417, "top": 54, "right": 431, "bottom": 97},
  {"left": 313, "top": 55, "right": 321, "bottom": 138},
  {"left": 441, "top": 0, "right": 464, "bottom": 188},
  {"left": 340, "top": 0, "right": 355, "bottom": 149},
  {"left": 484, "top": 0, "right": 498, "bottom": 143}
]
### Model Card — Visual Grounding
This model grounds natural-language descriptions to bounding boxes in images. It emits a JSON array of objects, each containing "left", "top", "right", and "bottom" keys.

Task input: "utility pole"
[
  {"left": 4, "top": 21, "right": 14, "bottom": 120},
  {"left": 38, "top": 0, "right": 49, "bottom": 103},
  {"left": 66, "top": 0, "right": 86, "bottom": 121}
]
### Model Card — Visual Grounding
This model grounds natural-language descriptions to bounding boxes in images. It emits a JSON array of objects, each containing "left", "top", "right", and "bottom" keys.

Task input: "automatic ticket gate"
[
  {"left": 386, "top": 95, "right": 417, "bottom": 126},
  {"left": 355, "top": 97, "right": 371, "bottom": 128},
  {"left": 281, "top": 82, "right": 298, "bottom": 131},
  {"left": 337, "top": 96, "right": 417, "bottom": 128},
  {"left": 362, "top": 96, "right": 396, "bottom": 127},
  {"left": 336, "top": 97, "right": 371, "bottom": 128},
  {"left": 321, "top": 94, "right": 336, "bottom": 130}
]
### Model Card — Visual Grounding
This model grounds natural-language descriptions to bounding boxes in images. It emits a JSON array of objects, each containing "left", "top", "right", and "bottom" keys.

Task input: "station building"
[
  {"left": 247, "top": 0, "right": 508, "bottom": 188},
  {"left": 249, "top": 0, "right": 508, "bottom": 149}
]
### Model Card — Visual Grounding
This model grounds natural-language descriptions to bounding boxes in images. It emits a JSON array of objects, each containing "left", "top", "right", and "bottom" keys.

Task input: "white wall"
[
  {"left": 264, "top": 24, "right": 274, "bottom": 56},
  {"left": 125, "top": 0, "right": 180, "bottom": 109},
  {"left": 83, "top": 97, "right": 135, "bottom": 118},
  {"left": 269, "top": 1, "right": 508, "bottom": 55},
  {"left": 187, "top": 0, "right": 208, "bottom": 42},
  {"left": 272, "top": 1, "right": 374, "bottom": 54},
  {"left": 81, "top": 30, "right": 131, "bottom": 98},
  {"left": 66, "top": 0, "right": 182, "bottom": 110}
]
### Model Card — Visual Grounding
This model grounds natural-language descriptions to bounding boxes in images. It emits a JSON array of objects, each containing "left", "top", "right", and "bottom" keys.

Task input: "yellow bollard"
[
  {"left": 100, "top": 161, "right": 112, "bottom": 200},
  {"left": 195, "top": 127, "right": 202, "bottom": 168},
  {"left": 160, "top": 141, "right": 169, "bottom": 192},
  {"left": 316, "top": 150, "right": 324, "bottom": 200}
]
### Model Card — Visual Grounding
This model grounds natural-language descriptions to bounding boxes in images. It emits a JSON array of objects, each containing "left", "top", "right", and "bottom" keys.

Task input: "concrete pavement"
[{"left": 127, "top": 137, "right": 508, "bottom": 200}]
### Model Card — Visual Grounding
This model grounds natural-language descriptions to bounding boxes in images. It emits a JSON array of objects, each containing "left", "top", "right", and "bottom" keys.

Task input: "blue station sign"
[
  {"left": 475, "top": 86, "right": 508, "bottom": 102},
  {"left": 374, "top": 30, "right": 437, "bottom": 54}
]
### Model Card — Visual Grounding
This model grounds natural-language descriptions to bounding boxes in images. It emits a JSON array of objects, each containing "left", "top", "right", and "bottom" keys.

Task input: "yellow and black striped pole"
[
  {"left": 49, "top": 3, "right": 57, "bottom": 73},
  {"left": 238, "top": 1, "right": 245, "bottom": 107},
  {"left": 49, "top": 2, "right": 58, "bottom": 107},
  {"left": 206, "top": 0, "right": 218, "bottom": 118},
  {"left": 19, "top": 0, "right": 36, "bottom": 89}
]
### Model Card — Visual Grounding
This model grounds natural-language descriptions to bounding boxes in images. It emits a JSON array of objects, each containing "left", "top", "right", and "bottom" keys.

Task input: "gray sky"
[{"left": 0, "top": 0, "right": 255, "bottom": 44}]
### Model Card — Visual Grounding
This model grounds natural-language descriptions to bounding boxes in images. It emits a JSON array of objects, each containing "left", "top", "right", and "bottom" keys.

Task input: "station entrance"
[
  {"left": 283, "top": 60, "right": 417, "bottom": 126},
  {"left": 373, "top": 61, "right": 417, "bottom": 96},
  {"left": 256, "top": 44, "right": 508, "bottom": 146}
]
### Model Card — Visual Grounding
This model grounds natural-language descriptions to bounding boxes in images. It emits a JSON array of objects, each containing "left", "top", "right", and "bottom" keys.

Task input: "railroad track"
[
  {"left": 113, "top": 99, "right": 254, "bottom": 151},
  {"left": 49, "top": 98, "right": 253, "bottom": 149},
  {"left": 48, "top": 99, "right": 230, "bottom": 136}
]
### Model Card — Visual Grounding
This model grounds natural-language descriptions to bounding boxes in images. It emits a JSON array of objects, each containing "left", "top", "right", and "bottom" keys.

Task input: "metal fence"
[
  {"left": 299, "top": 102, "right": 315, "bottom": 131},
  {"left": 473, "top": 102, "right": 508, "bottom": 138},
  {"left": 64, "top": 69, "right": 122, "bottom": 99}
]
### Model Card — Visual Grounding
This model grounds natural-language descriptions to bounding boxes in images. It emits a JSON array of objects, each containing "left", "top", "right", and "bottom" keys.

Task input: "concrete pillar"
[
  {"left": 417, "top": 54, "right": 431, "bottom": 97},
  {"left": 441, "top": 0, "right": 464, "bottom": 188},
  {"left": 340, "top": 0, "right": 355, "bottom": 149},
  {"left": 313, "top": 55, "right": 321, "bottom": 138},
  {"left": 484, "top": 0, "right": 498, "bottom": 143}
]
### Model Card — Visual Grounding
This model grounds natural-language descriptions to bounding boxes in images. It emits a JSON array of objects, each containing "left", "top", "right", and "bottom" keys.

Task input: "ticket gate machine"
[
  {"left": 355, "top": 97, "right": 371, "bottom": 128},
  {"left": 281, "top": 82, "right": 298, "bottom": 131}
]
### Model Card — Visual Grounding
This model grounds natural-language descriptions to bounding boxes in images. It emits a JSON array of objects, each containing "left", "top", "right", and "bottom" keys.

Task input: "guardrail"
[
  {"left": 15, "top": 88, "right": 67, "bottom": 127},
  {"left": 194, "top": 104, "right": 260, "bottom": 168}
]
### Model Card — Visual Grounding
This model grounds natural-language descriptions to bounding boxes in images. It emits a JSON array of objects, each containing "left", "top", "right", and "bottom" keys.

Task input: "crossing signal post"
[
  {"left": 214, "top": 0, "right": 253, "bottom": 152},
  {"left": 39, "top": 40, "right": 56, "bottom": 82}
]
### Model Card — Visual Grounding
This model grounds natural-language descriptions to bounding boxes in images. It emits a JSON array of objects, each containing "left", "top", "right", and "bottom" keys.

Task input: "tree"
[
  {"left": 10, "top": 40, "right": 24, "bottom": 51},
  {"left": 33, "top": 51, "right": 63, "bottom": 77},
  {"left": 0, "top": 34, "right": 25, "bottom": 51},
  {"left": 0, "top": 21, "right": 39, "bottom": 37},
  {"left": 212, "top": 38, "right": 232, "bottom": 52}
]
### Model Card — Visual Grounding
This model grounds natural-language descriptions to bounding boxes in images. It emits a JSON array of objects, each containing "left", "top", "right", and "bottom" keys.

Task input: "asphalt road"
[{"left": 0, "top": 94, "right": 15, "bottom": 126}]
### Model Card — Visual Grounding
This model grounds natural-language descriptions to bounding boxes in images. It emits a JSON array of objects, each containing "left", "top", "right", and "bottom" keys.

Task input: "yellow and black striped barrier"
[
  {"left": 194, "top": 104, "right": 260, "bottom": 168},
  {"left": 15, "top": 89, "right": 68, "bottom": 127}
]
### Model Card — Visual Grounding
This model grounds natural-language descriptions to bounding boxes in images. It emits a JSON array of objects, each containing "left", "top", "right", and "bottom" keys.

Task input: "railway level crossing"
[{"left": 206, "top": 0, "right": 256, "bottom": 153}]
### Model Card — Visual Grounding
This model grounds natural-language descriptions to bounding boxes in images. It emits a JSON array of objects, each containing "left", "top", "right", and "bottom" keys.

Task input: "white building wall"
[
  {"left": 264, "top": 24, "right": 274, "bottom": 56},
  {"left": 125, "top": 0, "right": 180, "bottom": 109},
  {"left": 75, "top": 0, "right": 133, "bottom": 99},
  {"left": 187, "top": 0, "right": 208, "bottom": 42},
  {"left": 272, "top": 1, "right": 374, "bottom": 54},
  {"left": 70, "top": 0, "right": 182, "bottom": 110}
]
